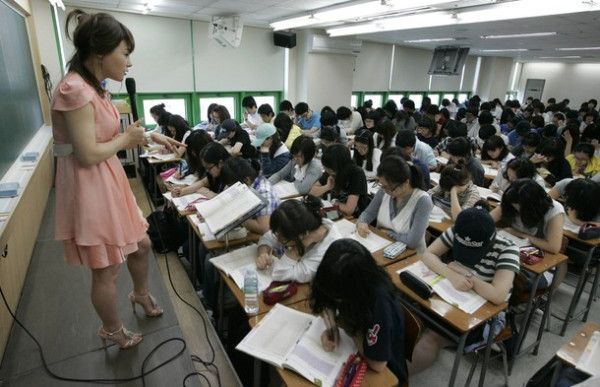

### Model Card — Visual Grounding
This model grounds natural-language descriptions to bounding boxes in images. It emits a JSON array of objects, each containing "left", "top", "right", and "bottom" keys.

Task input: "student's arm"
[
  {"left": 260, "top": 152, "right": 290, "bottom": 177},
  {"left": 294, "top": 160, "right": 323, "bottom": 194},
  {"left": 171, "top": 176, "right": 208, "bottom": 197},
  {"left": 271, "top": 249, "right": 321, "bottom": 283},
  {"left": 353, "top": 335, "right": 388, "bottom": 372},
  {"left": 421, "top": 236, "right": 474, "bottom": 292},
  {"left": 548, "top": 186, "right": 561, "bottom": 200},
  {"left": 337, "top": 194, "right": 359, "bottom": 216},
  {"left": 64, "top": 104, "right": 144, "bottom": 167},
  {"left": 243, "top": 215, "right": 270, "bottom": 235},
  {"left": 509, "top": 213, "right": 564, "bottom": 254},
  {"left": 489, "top": 204, "right": 503, "bottom": 223},
  {"left": 419, "top": 142, "right": 438, "bottom": 170},
  {"left": 449, "top": 187, "right": 462, "bottom": 221},
  {"left": 230, "top": 142, "right": 244, "bottom": 156},
  {"left": 268, "top": 160, "right": 293, "bottom": 185},
  {"left": 357, "top": 190, "right": 384, "bottom": 235},
  {"left": 309, "top": 174, "right": 334, "bottom": 197},
  {"left": 256, "top": 231, "right": 277, "bottom": 269}
]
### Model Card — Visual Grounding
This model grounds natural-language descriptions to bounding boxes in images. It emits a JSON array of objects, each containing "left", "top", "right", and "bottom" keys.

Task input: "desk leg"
[
  {"left": 560, "top": 248, "right": 592, "bottom": 336},
  {"left": 189, "top": 224, "right": 198, "bottom": 288},
  {"left": 509, "top": 273, "right": 540, "bottom": 373},
  {"left": 217, "top": 276, "right": 224, "bottom": 335},
  {"left": 449, "top": 333, "right": 467, "bottom": 387},
  {"left": 534, "top": 277, "right": 557, "bottom": 356},
  {"left": 253, "top": 358, "right": 261, "bottom": 387},
  {"left": 150, "top": 164, "right": 158, "bottom": 202},
  {"left": 583, "top": 258, "right": 600, "bottom": 322},
  {"left": 477, "top": 320, "right": 494, "bottom": 387}
]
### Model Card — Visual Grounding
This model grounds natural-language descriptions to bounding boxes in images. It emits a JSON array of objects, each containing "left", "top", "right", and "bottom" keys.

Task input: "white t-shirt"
[{"left": 511, "top": 199, "right": 564, "bottom": 238}]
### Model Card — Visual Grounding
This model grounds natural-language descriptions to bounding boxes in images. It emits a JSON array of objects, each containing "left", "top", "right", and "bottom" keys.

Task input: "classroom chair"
[{"left": 403, "top": 304, "right": 422, "bottom": 387}]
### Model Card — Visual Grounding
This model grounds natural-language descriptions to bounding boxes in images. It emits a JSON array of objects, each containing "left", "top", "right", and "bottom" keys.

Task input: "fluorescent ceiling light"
[
  {"left": 479, "top": 48, "right": 529, "bottom": 52},
  {"left": 404, "top": 38, "right": 456, "bottom": 43},
  {"left": 481, "top": 32, "right": 557, "bottom": 39},
  {"left": 327, "top": 0, "right": 600, "bottom": 37},
  {"left": 270, "top": 0, "right": 452, "bottom": 31},
  {"left": 539, "top": 56, "right": 581, "bottom": 59},
  {"left": 556, "top": 47, "right": 600, "bottom": 51}
]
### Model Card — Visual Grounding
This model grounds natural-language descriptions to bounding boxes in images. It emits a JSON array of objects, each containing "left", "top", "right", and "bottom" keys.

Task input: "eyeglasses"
[{"left": 375, "top": 180, "right": 399, "bottom": 194}]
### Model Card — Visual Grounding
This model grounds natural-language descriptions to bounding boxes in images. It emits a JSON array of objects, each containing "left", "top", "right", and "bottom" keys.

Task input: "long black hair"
[
  {"left": 200, "top": 142, "right": 230, "bottom": 192},
  {"left": 501, "top": 178, "right": 553, "bottom": 229},
  {"left": 375, "top": 119, "right": 396, "bottom": 150},
  {"left": 377, "top": 155, "right": 425, "bottom": 191},
  {"left": 185, "top": 130, "right": 213, "bottom": 176},
  {"left": 274, "top": 112, "right": 294, "bottom": 142},
  {"left": 481, "top": 135, "right": 509, "bottom": 161},
  {"left": 309, "top": 239, "right": 396, "bottom": 337},
  {"left": 167, "top": 114, "right": 190, "bottom": 143},
  {"left": 321, "top": 144, "right": 356, "bottom": 191},
  {"left": 352, "top": 129, "right": 375, "bottom": 172}
]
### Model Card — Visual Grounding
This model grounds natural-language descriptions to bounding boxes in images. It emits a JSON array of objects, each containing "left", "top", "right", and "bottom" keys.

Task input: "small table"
[
  {"left": 386, "top": 256, "right": 507, "bottom": 387},
  {"left": 551, "top": 322, "right": 600, "bottom": 386}
]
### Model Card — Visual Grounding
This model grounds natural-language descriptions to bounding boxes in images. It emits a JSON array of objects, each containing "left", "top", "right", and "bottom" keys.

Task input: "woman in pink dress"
[{"left": 52, "top": 9, "right": 182, "bottom": 349}]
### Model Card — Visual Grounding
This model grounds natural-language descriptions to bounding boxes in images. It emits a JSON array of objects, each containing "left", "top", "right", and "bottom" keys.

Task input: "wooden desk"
[
  {"left": 387, "top": 255, "right": 507, "bottom": 387},
  {"left": 428, "top": 218, "right": 453, "bottom": 235},
  {"left": 248, "top": 302, "right": 399, "bottom": 387},
  {"left": 550, "top": 322, "right": 600, "bottom": 386},
  {"left": 556, "top": 231, "right": 600, "bottom": 336}
]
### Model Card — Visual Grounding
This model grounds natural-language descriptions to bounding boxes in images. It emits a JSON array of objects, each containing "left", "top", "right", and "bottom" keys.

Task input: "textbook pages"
[
  {"left": 273, "top": 180, "right": 300, "bottom": 199},
  {"left": 335, "top": 219, "right": 392, "bottom": 253},
  {"left": 194, "top": 182, "right": 265, "bottom": 237},
  {"left": 163, "top": 192, "right": 207, "bottom": 212},
  {"left": 209, "top": 244, "right": 273, "bottom": 292},
  {"left": 397, "top": 260, "right": 486, "bottom": 314},
  {"left": 237, "top": 304, "right": 356, "bottom": 387}
]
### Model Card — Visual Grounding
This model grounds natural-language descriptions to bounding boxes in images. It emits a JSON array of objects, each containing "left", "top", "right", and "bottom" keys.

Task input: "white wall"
[
  {"left": 193, "top": 21, "right": 284, "bottom": 92},
  {"left": 307, "top": 52, "right": 355, "bottom": 111},
  {"left": 352, "top": 41, "right": 393, "bottom": 91},
  {"left": 391, "top": 46, "right": 431, "bottom": 91},
  {"left": 476, "top": 56, "right": 514, "bottom": 101},
  {"left": 517, "top": 62, "right": 600, "bottom": 107}
]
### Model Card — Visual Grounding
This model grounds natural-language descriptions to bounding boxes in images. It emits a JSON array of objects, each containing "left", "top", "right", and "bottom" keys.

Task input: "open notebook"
[
  {"left": 397, "top": 260, "right": 487, "bottom": 314},
  {"left": 166, "top": 173, "right": 199, "bottom": 186},
  {"left": 335, "top": 218, "right": 392, "bottom": 253},
  {"left": 209, "top": 244, "right": 273, "bottom": 292},
  {"left": 163, "top": 192, "right": 208, "bottom": 212},
  {"left": 483, "top": 166, "right": 499, "bottom": 178},
  {"left": 237, "top": 304, "right": 356, "bottom": 387},
  {"left": 195, "top": 182, "right": 266, "bottom": 238},
  {"left": 273, "top": 180, "right": 300, "bottom": 199},
  {"left": 497, "top": 229, "right": 529, "bottom": 248}
]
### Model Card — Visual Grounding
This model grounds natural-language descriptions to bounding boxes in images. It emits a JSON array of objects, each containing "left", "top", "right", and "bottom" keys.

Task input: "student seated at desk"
[
  {"left": 319, "top": 125, "right": 341, "bottom": 150},
  {"left": 255, "top": 196, "right": 341, "bottom": 283},
  {"left": 268, "top": 135, "right": 322, "bottom": 195},
  {"left": 428, "top": 164, "right": 481, "bottom": 221},
  {"left": 481, "top": 135, "right": 514, "bottom": 170},
  {"left": 409, "top": 207, "right": 520, "bottom": 375},
  {"left": 219, "top": 157, "right": 279, "bottom": 235},
  {"left": 357, "top": 156, "right": 432, "bottom": 253},
  {"left": 241, "top": 96, "right": 263, "bottom": 131},
  {"left": 446, "top": 137, "right": 485, "bottom": 186},
  {"left": 531, "top": 138, "right": 572, "bottom": 185},
  {"left": 172, "top": 142, "right": 229, "bottom": 198},
  {"left": 396, "top": 129, "right": 438, "bottom": 172},
  {"left": 274, "top": 112, "right": 302, "bottom": 149},
  {"left": 257, "top": 103, "right": 275, "bottom": 125},
  {"left": 210, "top": 105, "right": 231, "bottom": 140},
  {"left": 373, "top": 119, "right": 397, "bottom": 151},
  {"left": 310, "top": 240, "right": 408, "bottom": 386},
  {"left": 295, "top": 102, "right": 321, "bottom": 137},
  {"left": 310, "top": 144, "right": 370, "bottom": 217},
  {"left": 252, "top": 123, "right": 290, "bottom": 177},
  {"left": 567, "top": 142, "right": 600, "bottom": 178},
  {"left": 489, "top": 157, "right": 546, "bottom": 195},
  {"left": 381, "top": 147, "right": 431, "bottom": 189},
  {"left": 166, "top": 114, "right": 191, "bottom": 158},
  {"left": 149, "top": 103, "right": 171, "bottom": 135},
  {"left": 170, "top": 129, "right": 213, "bottom": 180},
  {"left": 490, "top": 179, "right": 565, "bottom": 255},
  {"left": 352, "top": 128, "right": 381, "bottom": 180},
  {"left": 217, "top": 119, "right": 257, "bottom": 159},
  {"left": 321, "top": 110, "right": 348, "bottom": 145}
]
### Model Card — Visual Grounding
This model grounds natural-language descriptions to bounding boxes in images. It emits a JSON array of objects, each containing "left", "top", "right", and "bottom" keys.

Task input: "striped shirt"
[
  {"left": 252, "top": 175, "right": 280, "bottom": 218},
  {"left": 440, "top": 228, "right": 520, "bottom": 283}
]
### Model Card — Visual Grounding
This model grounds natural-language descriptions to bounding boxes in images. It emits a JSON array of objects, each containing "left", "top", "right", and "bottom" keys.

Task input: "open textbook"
[
  {"left": 483, "top": 166, "right": 499, "bottom": 178},
  {"left": 209, "top": 244, "right": 273, "bottom": 292},
  {"left": 195, "top": 182, "right": 266, "bottom": 238},
  {"left": 430, "top": 172, "right": 440, "bottom": 186},
  {"left": 497, "top": 229, "right": 529, "bottom": 248},
  {"left": 429, "top": 205, "right": 451, "bottom": 223},
  {"left": 335, "top": 218, "right": 392, "bottom": 253},
  {"left": 397, "top": 260, "right": 487, "bottom": 314},
  {"left": 189, "top": 215, "right": 216, "bottom": 241},
  {"left": 237, "top": 304, "right": 356, "bottom": 387},
  {"left": 163, "top": 192, "right": 207, "bottom": 212},
  {"left": 273, "top": 180, "right": 300, "bottom": 199},
  {"left": 166, "top": 173, "right": 199, "bottom": 186},
  {"left": 476, "top": 186, "right": 502, "bottom": 202}
]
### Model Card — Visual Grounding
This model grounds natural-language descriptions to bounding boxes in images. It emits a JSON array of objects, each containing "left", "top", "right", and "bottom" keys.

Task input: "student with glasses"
[
  {"left": 254, "top": 196, "right": 341, "bottom": 283},
  {"left": 352, "top": 129, "right": 381, "bottom": 180},
  {"left": 171, "top": 142, "right": 229, "bottom": 199},
  {"left": 356, "top": 156, "right": 432, "bottom": 253},
  {"left": 268, "top": 135, "right": 323, "bottom": 195}
]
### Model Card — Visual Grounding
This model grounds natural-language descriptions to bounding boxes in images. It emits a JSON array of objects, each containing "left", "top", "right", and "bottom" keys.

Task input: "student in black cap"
[
  {"left": 217, "top": 119, "right": 257, "bottom": 159},
  {"left": 408, "top": 206, "right": 520, "bottom": 375}
]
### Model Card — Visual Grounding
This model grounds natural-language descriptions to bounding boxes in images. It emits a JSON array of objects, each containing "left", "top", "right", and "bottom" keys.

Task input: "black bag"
[
  {"left": 146, "top": 207, "right": 184, "bottom": 253},
  {"left": 578, "top": 223, "right": 600, "bottom": 240}
]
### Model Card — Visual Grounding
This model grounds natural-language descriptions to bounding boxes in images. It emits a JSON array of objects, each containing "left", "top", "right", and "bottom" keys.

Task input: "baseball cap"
[
  {"left": 451, "top": 206, "right": 496, "bottom": 268},
  {"left": 251, "top": 123, "right": 277, "bottom": 147},
  {"left": 217, "top": 119, "right": 238, "bottom": 140}
]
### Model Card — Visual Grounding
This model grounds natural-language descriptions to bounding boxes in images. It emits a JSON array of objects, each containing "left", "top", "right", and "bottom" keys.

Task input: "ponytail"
[{"left": 407, "top": 161, "right": 425, "bottom": 190}]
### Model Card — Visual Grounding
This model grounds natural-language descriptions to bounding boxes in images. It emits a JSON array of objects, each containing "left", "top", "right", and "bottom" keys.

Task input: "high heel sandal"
[
  {"left": 98, "top": 325, "right": 142, "bottom": 349},
  {"left": 128, "top": 291, "right": 164, "bottom": 317}
]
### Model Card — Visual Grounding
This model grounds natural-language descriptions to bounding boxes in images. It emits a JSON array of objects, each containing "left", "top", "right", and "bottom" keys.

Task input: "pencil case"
[
  {"left": 262, "top": 281, "right": 298, "bottom": 305},
  {"left": 335, "top": 353, "right": 367, "bottom": 387},
  {"left": 160, "top": 167, "right": 177, "bottom": 179},
  {"left": 400, "top": 271, "right": 433, "bottom": 300},
  {"left": 519, "top": 246, "right": 544, "bottom": 265}
]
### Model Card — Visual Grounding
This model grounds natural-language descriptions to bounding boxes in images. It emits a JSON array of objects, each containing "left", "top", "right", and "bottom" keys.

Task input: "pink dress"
[{"left": 51, "top": 73, "right": 148, "bottom": 269}]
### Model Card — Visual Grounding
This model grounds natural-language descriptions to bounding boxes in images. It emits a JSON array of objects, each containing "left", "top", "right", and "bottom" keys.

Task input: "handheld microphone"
[{"left": 125, "top": 77, "right": 139, "bottom": 122}]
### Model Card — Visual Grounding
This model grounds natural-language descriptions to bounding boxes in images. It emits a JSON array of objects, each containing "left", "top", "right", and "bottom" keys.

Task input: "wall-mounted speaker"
[{"left": 274, "top": 31, "right": 296, "bottom": 48}]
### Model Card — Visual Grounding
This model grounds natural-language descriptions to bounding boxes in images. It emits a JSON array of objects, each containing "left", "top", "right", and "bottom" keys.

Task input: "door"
[{"left": 523, "top": 79, "right": 545, "bottom": 102}]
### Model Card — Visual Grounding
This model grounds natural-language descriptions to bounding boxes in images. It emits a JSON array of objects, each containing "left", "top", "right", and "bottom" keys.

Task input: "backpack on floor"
[{"left": 146, "top": 206, "right": 184, "bottom": 253}]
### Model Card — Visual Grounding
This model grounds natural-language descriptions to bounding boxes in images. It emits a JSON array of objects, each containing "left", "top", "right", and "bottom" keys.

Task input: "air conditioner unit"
[
  {"left": 209, "top": 16, "right": 243, "bottom": 48},
  {"left": 308, "top": 34, "right": 362, "bottom": 55}
]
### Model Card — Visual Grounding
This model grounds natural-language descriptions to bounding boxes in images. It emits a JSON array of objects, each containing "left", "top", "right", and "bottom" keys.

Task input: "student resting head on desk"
[
  {"left": 310, "top": 239, "right": 409, "bottom": 386},
  {"left": 219, "top": 157, "right": 279, "bottom": 235},
  {"left": 352, "top": 128, "right": 381, "bottom": 181},
  {"left": 428, "top": 164, "right": 481, "bottom": 222},
  {"left": 268, "top": 135, "right": 322, "bottom": 195},
  {"left": 357, "top": 155, "right": 432, "bottom": 253},
  {"left": 374, "top": 118, "right": 397, "bottom": 151},
  {"left": 255, "top": 195, "right": 341, "bottom": 283},
  {"left": 310, "top": 144, "right": 370, "bottom": 217},
  {"left": 409, "top": 207, "right": 520, "bottom": 375}
]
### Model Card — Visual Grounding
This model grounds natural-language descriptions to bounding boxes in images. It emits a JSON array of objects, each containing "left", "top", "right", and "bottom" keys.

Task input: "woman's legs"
[
  {"left": 126, "top": 236, "right": 152, "bottom": 296},
  {"left": 91, "top": 263, "right": 122, "bottom": 332},
  {"left": 408, "top": 329, "right": 452, "bottom": 375}
]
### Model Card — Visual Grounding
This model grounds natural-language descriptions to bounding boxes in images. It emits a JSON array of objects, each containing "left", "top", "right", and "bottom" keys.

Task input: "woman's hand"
[
  {"left": 149, "top": 132, "right": 186, "bottom": 153},
  {"left": 171, "top": 186, "right": 186, "bottom": 197},
  {"left": 256, "top": 253, "right": 273, "bottom": 270},
  {"left": 356, "top": 222, "right": 370, "bottom": 238},
  {"left": 530, "top": 153, "right": 547, "bottom": 164},
  {"left": 124, "top": 120, "right": 145, "bottom": 148},
  {"left": 326, "top": 176, "right": 335, "bottom": 190},
  {"left": 448, "top": 272, "right": 474, "bottom": 292},
  {"left": 320, "top": 330, "right": 337, "bottom": 352}
]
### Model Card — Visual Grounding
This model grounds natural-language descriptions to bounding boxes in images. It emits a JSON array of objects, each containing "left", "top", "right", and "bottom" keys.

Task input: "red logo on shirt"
[{"left": 367, "top": 324, "right": 380, "bottom": 346}]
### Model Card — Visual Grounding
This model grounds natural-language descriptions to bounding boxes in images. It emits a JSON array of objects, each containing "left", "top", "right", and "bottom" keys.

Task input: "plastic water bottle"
[{"left": 243, "top": 269, "right": 259, "bottom": 315}]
